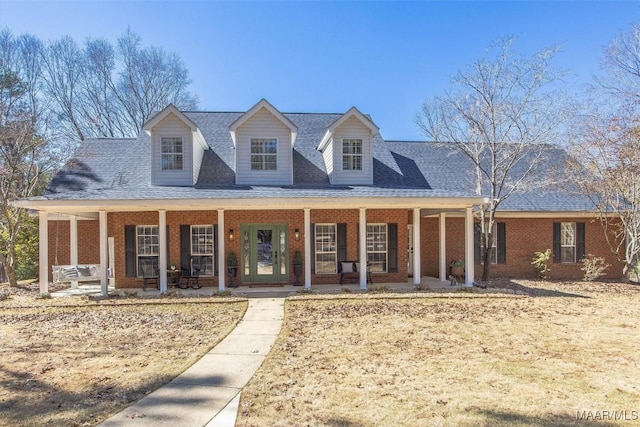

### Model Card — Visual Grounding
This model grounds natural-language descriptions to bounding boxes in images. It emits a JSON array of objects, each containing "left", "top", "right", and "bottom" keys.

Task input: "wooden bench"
[
  {"left": 52, "top": 265, "right": 101, "bottom": 283},
  {"left": 338, "top": 261, "right": 373, "bottom": 285}
]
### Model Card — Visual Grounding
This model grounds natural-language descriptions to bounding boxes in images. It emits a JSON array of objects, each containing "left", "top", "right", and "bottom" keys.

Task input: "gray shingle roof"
[{"left": 40, "top": 111, "right": 595, "bottom": 212}]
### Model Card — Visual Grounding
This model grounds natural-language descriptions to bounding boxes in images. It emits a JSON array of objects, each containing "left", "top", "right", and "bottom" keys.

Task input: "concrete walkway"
[{"left": 99, "top": 297, "right": 284, "bottom": 427}]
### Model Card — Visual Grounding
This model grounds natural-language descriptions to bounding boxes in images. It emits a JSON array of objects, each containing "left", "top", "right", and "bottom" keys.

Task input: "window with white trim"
[
  {"left": 342, "top": 138, "right": 363, "bottom": 171},
  {"left": 191, "top": 225, "right": 214, "bottom": 276},
  {"left": 561, "top": 222, "right": 576, "bottom": 263},
  {"left": 315, "top": 224, "right": 337, "bottom": 274},
  {"left": 161, "top": 137, "right": 183, "bottom": 170},
  {"left": 367, "top": 223, "right": 387, "bottom": 272},
  {"left": 251, "top": 138, "right": 277, "bottom": 170},
  {"left": 137, "top": 225, "right": 159, "bottom": 277}
]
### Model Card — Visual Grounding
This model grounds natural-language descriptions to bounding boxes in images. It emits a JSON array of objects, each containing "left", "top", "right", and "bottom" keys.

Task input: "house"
[{"left": 16, "top": 99, "right": 620, "bottom": 295}]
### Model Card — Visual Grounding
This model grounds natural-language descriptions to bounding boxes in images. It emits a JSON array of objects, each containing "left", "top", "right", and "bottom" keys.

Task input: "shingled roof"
[{"left": 40, "top": 110, "right": 594, "bottom": 212}]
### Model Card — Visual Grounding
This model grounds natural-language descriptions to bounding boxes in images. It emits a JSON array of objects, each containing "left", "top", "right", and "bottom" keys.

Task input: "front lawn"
[
  {"left": 237, "top": 281, "right": 640, "bottom": 427},
  {"left": 0, "top": 285, "right": 247, "bottom": 427}
]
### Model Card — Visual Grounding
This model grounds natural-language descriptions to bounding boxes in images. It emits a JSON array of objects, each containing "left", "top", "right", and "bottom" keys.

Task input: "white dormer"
[
  {"left": 317, "top": 107, "right": 379, "bottom": 185},
  {"left": 144, "top": 104, "right": 208, "bottom": 186},
  {"left": 229, "top": 99, "right": 298, "bottom": 186}
]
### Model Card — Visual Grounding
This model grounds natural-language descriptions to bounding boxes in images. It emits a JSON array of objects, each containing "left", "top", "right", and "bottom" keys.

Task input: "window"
[
  {"left": 137, "top": 225, "right": 159, "bottom": 277},
  {"left": 367, "top": 224, "right": 387, "bottom": 272},
  {"left": 560, "top": 222, "right": 576, "bottom": 263},
  {"left": 161, "top": 137, "right": 183, "bottom": 170},
  {"left": 342, "top": 139, "right": 362, "bottom": 171},
  {"left": 553, "top": 222, "right": 585, "bottom": 264},
  {"left": 251, "top": 138, "right": 277, "bottom": 170},
  {"left": 474, "top": 222, "right": 506, "bottom": 264},
  {"left": 315, "top": 224, "right": 337, "bottom": 274},
  {"left": 191, "top": 225, "right": 214, "bottom": 276}
]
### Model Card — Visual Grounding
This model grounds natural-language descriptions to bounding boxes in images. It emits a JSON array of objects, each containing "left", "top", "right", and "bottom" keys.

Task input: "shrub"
[
  {"left": 581, "top": 254, "right": 611, "bottom": 281},
  {"left": 293, "top": 250, "right": 303, "bottom": 265},
  {"left": 531, "top": 249, "right": 552, "bottom": 280}
]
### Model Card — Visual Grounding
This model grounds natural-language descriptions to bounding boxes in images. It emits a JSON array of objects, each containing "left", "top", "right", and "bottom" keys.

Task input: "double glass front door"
[{"left": 241, "top": 224, "right": 288, "bottom": 283}]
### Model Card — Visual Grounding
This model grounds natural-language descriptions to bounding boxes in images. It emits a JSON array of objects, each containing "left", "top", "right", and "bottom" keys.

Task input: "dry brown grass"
[
  {"left": 238, "top": 280, "right": 640, "bottom": 427},
  {"left": 0, "top": 284, "right": 246, "bottom": 427}
]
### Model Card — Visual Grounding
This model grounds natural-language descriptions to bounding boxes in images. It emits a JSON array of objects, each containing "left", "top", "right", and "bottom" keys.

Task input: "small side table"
[{"left": 167, "top": 269, "right": 180, "bottom": 286}]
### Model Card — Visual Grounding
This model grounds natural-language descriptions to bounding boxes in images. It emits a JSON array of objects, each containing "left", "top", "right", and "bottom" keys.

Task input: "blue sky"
[{"left": 1, "top": 1, "right": 638, "bottom": 140}]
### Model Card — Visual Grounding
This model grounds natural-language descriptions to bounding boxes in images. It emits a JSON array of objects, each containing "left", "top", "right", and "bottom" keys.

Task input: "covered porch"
[{"left": 21, "top": 194, "right": 487, "bottom": 296}]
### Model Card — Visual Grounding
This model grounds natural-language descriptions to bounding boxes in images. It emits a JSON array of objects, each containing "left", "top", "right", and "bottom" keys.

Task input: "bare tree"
[
  {"left": 39, "top": 28, "right": 198, "bottom": 143},
  {"left": 599, "top": 23, "right": 640, "bottom": 105},
  {"left": 114, "top": 29, "right": 198, "bottom": 136},
  {"left": 570, "top": 23, "right": 640, "bottom": 281},
  {"left": 417, "top": 38, "right": 572, "bottom": 281},
  {"left": 569, "top": 112, "right": 640, "bottom": 281},
  {"left": 40, "top": 36, "right": 87, "bottom": 142}
]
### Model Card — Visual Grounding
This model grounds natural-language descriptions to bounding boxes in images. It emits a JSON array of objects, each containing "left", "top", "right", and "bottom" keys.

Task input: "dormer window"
[
  {"left": 251, "top": 138, "right": 277, "bottom": 171},
  {"left": 342, "top": 138, "right": 363, "bottom": 171},
  {"left": 161, "top": 137, "right": 183, "bottom": 170}
]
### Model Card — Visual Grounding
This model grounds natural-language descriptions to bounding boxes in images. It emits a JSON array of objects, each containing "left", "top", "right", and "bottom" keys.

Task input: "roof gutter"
[{"left": 13, "top": 195, "right": 489, "bottom": 213}]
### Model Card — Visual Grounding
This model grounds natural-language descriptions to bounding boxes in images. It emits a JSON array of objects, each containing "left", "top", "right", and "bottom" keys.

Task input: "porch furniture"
[
  {"left": 449, "top": 261, "right": 465, "bottom": 286},
  {"left": 141, "top": 259, "right": 159, "bottom": 291},
  {"left": 167, "top": 269, "right": 180, "bottom": 285},
  {"left": 52, "top": 264, "right": 101, "bottom": 283},
  {"left": 338, "top": 261, "right": 373, "bottom": 285},
  {"left": 178, "top": 257, "right": 203, "bottom": 289}
]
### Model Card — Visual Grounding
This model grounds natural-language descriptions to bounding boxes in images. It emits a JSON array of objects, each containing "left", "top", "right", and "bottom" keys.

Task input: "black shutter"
[
  {"left": 337, "top": 223, "right": 347, "bottom": 262},
  {"left": 474, "top": 223, "right": 481, "bottom": 264},
  {"left": 576, "top": 222, "right": 586, "bottom": 261},
  {"left": 213, "top": 225, "right": 218, "bottom": 276},
  {"left": 496, "top": 222, "right": 506, "bottom": 264},
  {"left": 180, "top": 225, "right": 190, "bottom": 270},
  {"left": 553, "top": 222, "right": 561, "bottom": 262},
  {"left": 125, "top": 225, "right": 136, "bottom": 277},
  {"left": 310, "top": 223, "right": 315, "bottom": 274},
  {"left": 388, "top": 223, "right": 398, "bottom": 273}
]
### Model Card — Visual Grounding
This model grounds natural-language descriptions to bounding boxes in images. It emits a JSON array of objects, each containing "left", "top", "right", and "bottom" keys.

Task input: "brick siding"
[
  {"left": 420, "top": 216, "right": 623, "bottom": 280},
  {"left": 47, "top": 211, "right": 624, "bottom": 287}
]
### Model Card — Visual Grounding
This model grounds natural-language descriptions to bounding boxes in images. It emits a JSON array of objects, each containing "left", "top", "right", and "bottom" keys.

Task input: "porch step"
[{"left": 234, "top": 290, "right": 294, "bottom": 298}]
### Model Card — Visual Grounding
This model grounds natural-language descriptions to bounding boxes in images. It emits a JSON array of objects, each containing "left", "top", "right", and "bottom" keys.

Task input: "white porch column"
[
  {"left": 158, "top": 210, "right": 167, "bottom": 293},
  {"left": 99, "top": 210, "right": 108, "bottom": 296},
  {"left": 69, "top": 215, "right": 78, "bottom": 289},
  {"left": 412, "top": 208, "right": 421, "bottom": 286},
  {"left": 464, "top": 207, "right": 475, "bottom": 287},
  {"left": 359, "top": 208, "right": 367, "bottom": 290},
  {"left": 439, "top": 212, "right": 447, "bottom": 281},
  {"left": 304, "top": 208, "right": 311, "bottom": 289},
  {"left": 218, "top": 209, "right": 226, "bottom": 291},
  {"left": 38, "top": 211, "right": 49, "bottom": 294}
]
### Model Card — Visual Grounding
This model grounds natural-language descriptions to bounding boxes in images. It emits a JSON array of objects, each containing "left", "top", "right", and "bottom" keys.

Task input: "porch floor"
[{"left": 49, "top": 276, "right": 463, "bottom": 298}]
